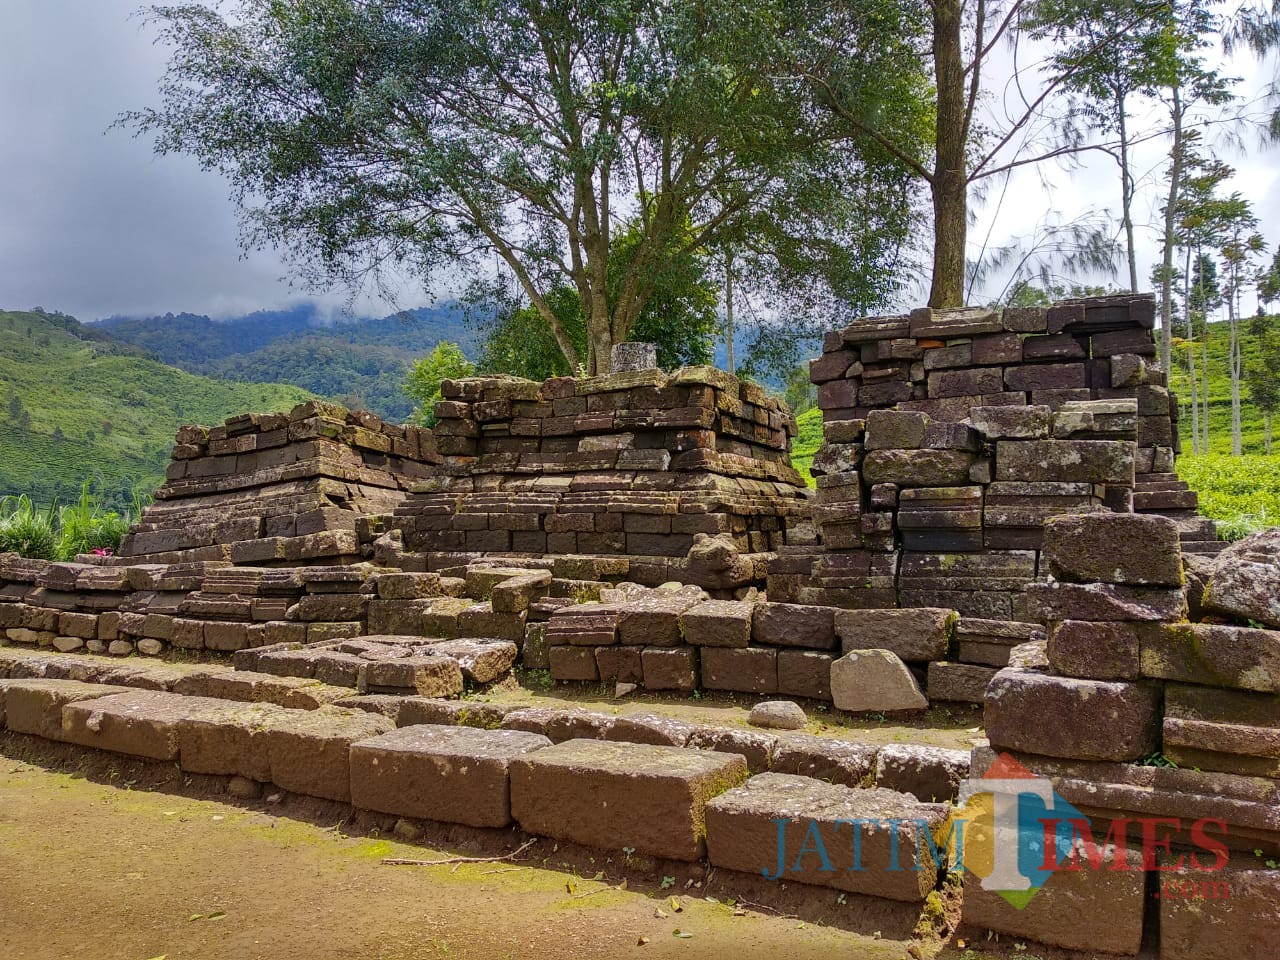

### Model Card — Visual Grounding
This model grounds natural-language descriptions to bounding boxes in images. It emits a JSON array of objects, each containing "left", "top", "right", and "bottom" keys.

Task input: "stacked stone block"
[
  {"left": 390, "top": 368, "right": 808, "bottom": 584},
  {"left": 117, "top": 401, "right": 440, "bottom": 566},
  {"left": 965, "top": 511, "right": 1280, "bottom": 958},
  {"left": 773, "top": 293, "right": 1220, "bottom": 617}
]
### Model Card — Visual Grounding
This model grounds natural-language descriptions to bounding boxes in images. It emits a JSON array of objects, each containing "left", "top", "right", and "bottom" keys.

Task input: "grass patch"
[
  {"left": 1175, "top": 454, "right": 1280, "bottom": 539},
  {"left": 0, "top": 483, "right": 142, "bottom": 559}
]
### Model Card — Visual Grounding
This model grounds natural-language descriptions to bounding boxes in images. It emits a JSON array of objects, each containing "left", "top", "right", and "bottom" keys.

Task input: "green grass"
[
  {"left": 1168, "top": 317, "right": 1277, "bottom": 456},
  {"left": 1175, "top": 454, "right": 1280, "bottom": 539},
  {"left": 0, "top": 485, "right": 139, "bottom": 560},
  {"left": 791, "top": 406, "right": 822, "bottom": 486},
  {"left": 0, "top": 309, "right": 313, "bottom": 510}
]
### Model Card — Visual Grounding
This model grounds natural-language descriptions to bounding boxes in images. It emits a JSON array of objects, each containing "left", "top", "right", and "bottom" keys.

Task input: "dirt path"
[{"left": 0, "top": 757, "right": 920, "bottom": 960}]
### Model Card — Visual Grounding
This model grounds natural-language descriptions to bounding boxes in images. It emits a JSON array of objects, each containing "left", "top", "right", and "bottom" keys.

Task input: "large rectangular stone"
[
  {"left": 510, "top": 739, "right": 748, "bottom": 860},
  {"left": 926, "top": 662, "right": 996, "bottom": 703},
  {"left": 617, "top": 593, "right": 699, "bottom": 647},
  {"left": 1041, "top": 513, "right": 1182, "bottom": 586},
  {"left": 680, "top": 600, "right": 753, "bottom": 648},
  {"left": 961, "top": 843, "right": 1145, "bottom": 955},
  {"left": 863, "top": 450, "right": 976, "bottom": 487},
  {"left": 61, "top": 691, "right": 232, "bottom": 761},
  {"left": 984, "top": 668, "right": 1160, "bottom": 761},
  {"left": 995, "top": 440, "right": 1134, "bottom": 484},
  {"left": 176, "top": 701, "right": 283, "bottom": 781},
  {"left": 701, "top": 647, "right": 778, "bottom": 693},
  {"left": 705, "top": 773, "right": 950, "bottom": 901},
  {"left": 835, "top": 608, "right": 955, "bottom": 661},
  {"left": 1026, "top": 582, "right": 1186, "bottom": 622},
  {"left": 1046, "top": 620, "right": 1141, "bottom": 680},
  {"left": 1139, "top": 623, "right": 1280, "bottom": 691},
  {"left": 752, "top": 603, "right": 836, "bottom": 650},
  {"left": 264, "top": 707, "right": 394, "bottom": 802},
  {"left": 1159, "top": 863, "right": 1280, "bottom": 960},
  {"left": 0, "top": 679, "right": 132, "bottom": 741},
  {"left": 776, "top": 650, "right": 834, "bottom": 701},
  {"left": 350, "top": 724, "right": 551, "bottom": 827}
]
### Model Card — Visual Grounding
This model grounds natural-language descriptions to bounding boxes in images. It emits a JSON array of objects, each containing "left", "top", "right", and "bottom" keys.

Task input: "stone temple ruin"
[{"left": 1, "top": 292, "right": 1278, "bottom": 958}]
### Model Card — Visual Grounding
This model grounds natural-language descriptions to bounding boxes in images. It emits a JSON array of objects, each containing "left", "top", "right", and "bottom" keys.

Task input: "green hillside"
[
  {"left": 1168, "top": 316, "right": 1277, "bottom": 455},
  {"left": 95, "top": 303, "right": 474, "bottom": 422},
  {"left": 0, "top": 309, "right": 313, "bottom": 510}
]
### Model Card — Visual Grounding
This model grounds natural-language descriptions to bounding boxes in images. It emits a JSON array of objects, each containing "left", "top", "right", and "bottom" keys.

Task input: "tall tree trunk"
[
  {"left": 1158, "top": 87, "right": 1183, "bottom": 377},
  {"left": 1183, "top": 244, "right": 1200, "bottom": 454},
  {"left": 929, "top": 0, "right": 967, "bottom": 309},
  {"left": 1202, "top": 339, "right": 1211, "bottom": 452},
  {"left": 724, "top": 253, "right": 736, "bottom": 375},
  {"left": 1118, "top": 97, "right": 1138, "bottom": 293},
  {"left": 1229, "top": 294, "right": 1242, "bottom": 455}
]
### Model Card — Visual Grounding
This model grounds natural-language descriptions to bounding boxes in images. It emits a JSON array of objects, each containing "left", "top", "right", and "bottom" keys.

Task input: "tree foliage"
[
  {"left": 404, "top": 341, "right": 475, "bottom": 426},
  {"left": 131, "top": 0, "right": 928, "bottom": 373}
]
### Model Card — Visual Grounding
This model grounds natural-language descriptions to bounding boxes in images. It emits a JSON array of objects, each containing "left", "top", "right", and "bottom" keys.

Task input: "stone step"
[
  {"left": 350, "top": 724, "right": 551, "bottom": 828},
  {"left": 1181, "top": 540, "right": 1228, "bottom": 555},
  {"left": 704, "top": 773, "right": 951, "bottom": 902},
  {"left": 0, "top": 678, "right": 134, "bottom": 741},
  {"left": 1134, "top": 489, "right": 1199, "bottom": 511},
  {"left": 509, "top": 739, "right": 749, "bottom": 860},
  {"left": 56, "top": 687, "right": 392, "bottom": 801}
]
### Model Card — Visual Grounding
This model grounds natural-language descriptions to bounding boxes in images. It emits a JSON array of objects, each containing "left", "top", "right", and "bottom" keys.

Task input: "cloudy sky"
[{"left": 0, "top": 1, "right": 1276, "bottom": 323}]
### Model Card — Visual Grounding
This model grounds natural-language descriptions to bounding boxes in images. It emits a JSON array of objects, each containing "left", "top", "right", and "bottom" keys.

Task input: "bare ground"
[{"left": 0, "top": 735, "right": 1139, "bottom": 960}]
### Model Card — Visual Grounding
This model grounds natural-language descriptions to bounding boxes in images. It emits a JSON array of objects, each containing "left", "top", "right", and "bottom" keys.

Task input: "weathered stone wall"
[
  {"left": 960, "top": 511, "right": 1280, "bottom": 956},
  {"left": 771, "top": 294, "right": 1221, "bottom": 622},
  {"left": 118, "top": 401, "right": 440, "bottom": 566},
  {"left": 389, "top": 367, "right": 808, "bottom": 582}
]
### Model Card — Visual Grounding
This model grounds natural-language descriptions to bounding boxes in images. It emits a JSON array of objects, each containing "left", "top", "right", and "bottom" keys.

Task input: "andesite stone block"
[
  {"left": 1138, "top": 622, "right": 1280, "bottom": 693},
  {"left": 350, "top": 724, "right": 551, "bottom": 828},
  {"left": 984, "top": 668, "right": 1160, "bottom": 761},
  {"left": 1026, "top": 581, "right": 1187, "bottom": 623},
  {"left": 752, "top": 603, "right": 836, "bottom": 650},
  {"left": 1041, "top": 513, "right": 1182, "bottom": 587},
  {"left": 874, "top": 743, "right": 969, "bottom": 803},
  {"left": 1046, "top": 620, "right": 1141, "bottom": 680},
  {"left": 835, "top": 607, "right": 956, "bottom": 662},
  {"left": 705, "top": 773, "right": 950, "bottom": 901},
  {"left": 510, "top": 739, "right": 748, "bottom": 861},
  {"left": 961, "top": 842, "right": 1146, "bottom": 956}
]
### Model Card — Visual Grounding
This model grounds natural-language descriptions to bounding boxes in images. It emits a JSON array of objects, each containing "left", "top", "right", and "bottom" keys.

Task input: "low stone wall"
[
  {"left": 117, "top": 401, "right": 440, "bottom": 566},
  {"left": 388, "top": 368, "right": 809, "bottom": 585},
  {"left": 957, "top": 511, "right": 1280, "bottom": 956},
  {"left": 779, "top": 294, "right": 1223, "bottom": 619}
]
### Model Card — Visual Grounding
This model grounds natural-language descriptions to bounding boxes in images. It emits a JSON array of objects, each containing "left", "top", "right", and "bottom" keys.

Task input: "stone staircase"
[{"left": 1132, "top": 473, "right": 1227, "bottom": 555}]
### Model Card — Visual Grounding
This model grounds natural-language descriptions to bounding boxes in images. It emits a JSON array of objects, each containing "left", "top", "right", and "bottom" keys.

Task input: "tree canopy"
[{"left": 131, "top": 0, "right": 930, "bottom": 373}]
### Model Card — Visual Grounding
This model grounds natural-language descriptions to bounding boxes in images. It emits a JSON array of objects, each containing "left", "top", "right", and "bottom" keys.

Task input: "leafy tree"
[
  {"left": 1246, "top": 327, "right": 1280, "bottom": 453},
  {"left": 131, "top": 0, "right": 925, "bottom": 374},
  {"left": 809, "top": 0, "right": 1167, "bottom": 308},
  {"left": 1217, "top": 196, "right": 1266, "bottom": 455},
  {"left": 404, "top": 342, "right": 475, "bottom": 427},
  {"left": 1039, "top": 0, "right": 1194, "bottom": 294},
  {"left": 478, "top": 217, "right": 720, "bottom": 377},
  {"left": 1258, "top": 249, "right": 1280, "bottom": 310}
]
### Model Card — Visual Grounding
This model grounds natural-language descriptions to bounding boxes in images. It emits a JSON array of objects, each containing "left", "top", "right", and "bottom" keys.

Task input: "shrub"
[
  {"left": 54, "top": 482, "right": 131, "bottom": 559},
  {"left": 0, "top": 495, "right": 58, "bottom": 559}
]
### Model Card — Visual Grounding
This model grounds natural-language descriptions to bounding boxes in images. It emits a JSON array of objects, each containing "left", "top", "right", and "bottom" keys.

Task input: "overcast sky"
[{"left": 0, "top": 1, "right": 1276, "bottom": 323}]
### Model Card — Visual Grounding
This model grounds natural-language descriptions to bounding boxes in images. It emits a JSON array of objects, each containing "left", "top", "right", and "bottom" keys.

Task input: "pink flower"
[{"left": 92, "top": 548, "right": 114, "bottom": 557}]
